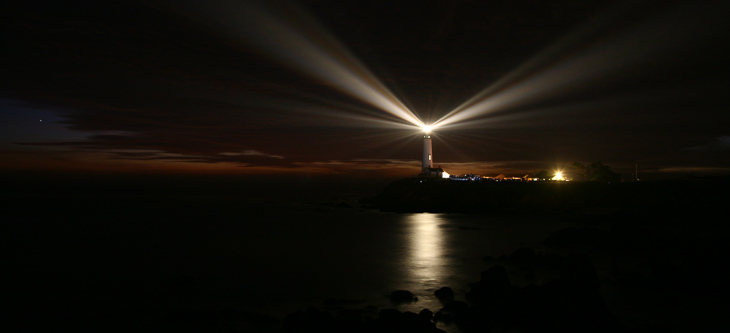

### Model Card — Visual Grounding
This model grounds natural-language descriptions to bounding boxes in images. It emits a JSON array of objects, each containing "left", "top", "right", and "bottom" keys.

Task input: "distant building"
[
  {"left": 450, "top": 174, "right": 481, "bottom": 181},
  {"left": 423, "top": 167, "right": 449, "bottom": 179},
  {"left": 484, "top": 174, "right": 524, "bottom": 182}
]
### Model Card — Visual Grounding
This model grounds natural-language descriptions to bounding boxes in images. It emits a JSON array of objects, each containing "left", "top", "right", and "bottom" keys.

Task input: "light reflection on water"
[
  {"left": 196, "top": 206, "right": 567, "bottom": 330},
  {"left": 405, "top": 213, "right": 445, "bottom": 288}
]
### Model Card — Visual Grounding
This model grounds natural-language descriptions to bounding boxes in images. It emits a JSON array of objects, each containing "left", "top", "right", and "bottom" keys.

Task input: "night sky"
[{"left": 2, "top": 0, "right": 729, "bottom": 179}]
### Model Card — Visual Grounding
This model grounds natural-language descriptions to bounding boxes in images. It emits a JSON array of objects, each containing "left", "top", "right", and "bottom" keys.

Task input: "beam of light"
[
  {"left": 431, "top": 3, "right": 623, "bottom": 128},
  {"left": 168, "top": 0, "right": 425, "bottom": 129},
  {"left": 275, "top": 97, "right": 422, "bottom": 130},
  {"left": 432, "top": 1, "right": 724, "bottom": 130},
  {"left": 431, "top": 90, "right": 641, "bottom": 132}
]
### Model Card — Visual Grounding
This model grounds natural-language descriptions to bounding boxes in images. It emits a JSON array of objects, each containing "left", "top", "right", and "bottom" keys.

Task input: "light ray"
[
  {"left": 434, "top": 1, "right": 721, "bottom": 129},
  {"left": 169, "top": 0, "right": 425, "bottom": 128},
  {"left": 433, "top": 3, "right": 628, "bottom": 127}
]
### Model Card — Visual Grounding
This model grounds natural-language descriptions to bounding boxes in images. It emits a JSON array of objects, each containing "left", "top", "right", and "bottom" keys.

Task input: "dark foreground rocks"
[
  {"left": 453, "top": 260, "right": 622, "bottom": 332},
  {"left": 427, "top": 253, "right": 624, "bottom": 333},
  {"left": 389, "top": 290, "right": 418, "bottom": 304},
  {"left": 281, "top": 252, "right": 624, "bottom": 333},
  {"left": 165, "top": 308, "right": 279, "bottom": 332},
  {"left": 282, "top": 307, "right": 444, "bottom": 333},
  {"left": 434, "top": 287, "right": 454, "bottom": 304}
]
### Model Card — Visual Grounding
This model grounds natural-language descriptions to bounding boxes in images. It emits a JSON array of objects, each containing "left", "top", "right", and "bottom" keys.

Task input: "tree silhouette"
[
  {"left": 572, "top": 162, "right": 589, "bottom": 181},
  {"left": 535, "top": 170, "right": 552, "bottom": 181},
  {"left": 571, "top": 161, "right": 621, "bottom": 182}
]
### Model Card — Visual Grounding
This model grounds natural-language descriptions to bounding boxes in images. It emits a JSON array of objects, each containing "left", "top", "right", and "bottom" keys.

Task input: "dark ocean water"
[
  {"left": 2, "top": 176, "right": 575, "bottom": 331},
  {"left": 7, "top": 175, "right": 728, "bottom": 331},
  {"left": 165, "top": 204, "right": 571, "bottom": 320}
]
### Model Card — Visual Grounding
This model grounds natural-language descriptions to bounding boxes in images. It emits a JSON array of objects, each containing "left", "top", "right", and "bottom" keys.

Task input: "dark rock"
[
  {"left": 433, "top": 310, "right": 449, "bottom": 323},
  {"left": 418, "top": 308, "right": 433, "bottom": 321},
  {"left": 374, "top": 310, "right": 445, "bottom": 332},
  {"left": 480, "top": 265, "right": 510, "bottom": 289},
  {"left": 282, "top": 307, "right": 334, "bottom": 333},
  {"left": 543, "top": 226, "right": 604, "bottom": 250},
  {"left": 434, "top": 286, "right": 454, "bottom": 303},
  {"left": 467, "top": 279, "right": 512, "bottom": 307},
  {"left": 390, "top": 290, "right": 418, "bottom": 304},
  {"left": 543, "top": 253, "right": 565, "bottom": 271},
  {"left": 227, "top": 309, "right": 278, "bottom": 326},
  {"left": 284, "top": 306, "right": 441, "bottom": 333},
  {"left": 453, "top": 306, "right": 491, "bottom": 333},
  {"left": 508, "top": 247, "right": 537, "bottom": 264},
  {"left": 378, "top": 308, "right": 402, "bottom": 322},
  {"left": 335, "top": 201, "right": 352, "bottom": 208},
  {"left": 363, "top": 305, "right": 379, "bottom": 314},
  {"left": 442, "top": 300, "right": 469, "bottom": 312},
  {"left": 557, "top": 254, "right": 600, "bottom": 292},
  {"left": 434, "top": 301, "right": 469, "bottom": 323},
  {"left": 363, "top": 316, "right": 376, "bottom": 331},
  {"left": 166, "top": 308, "right": 278, "bottom": 330},
  {"left": 334, "top": 309, "right": 363, "bottom": 331},
  {"left": 322, "top": 298, "right": 364, "bottom": 307}
]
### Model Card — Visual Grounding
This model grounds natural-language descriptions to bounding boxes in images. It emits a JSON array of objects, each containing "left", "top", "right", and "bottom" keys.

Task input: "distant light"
[
  {"left": 553, "top": 171, "right": 564, "bottom": 181},
  {"left": 422, "top": 125, "right": 432, "bottom": 133}
]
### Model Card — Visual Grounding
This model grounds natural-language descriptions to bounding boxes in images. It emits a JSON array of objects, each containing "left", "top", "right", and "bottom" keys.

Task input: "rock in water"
[
  {"left": 390, "top": 290, "right": 418, "bottom": 304},
  {"left": 434, "top": 286, "right": 454, "bottom": 303}
]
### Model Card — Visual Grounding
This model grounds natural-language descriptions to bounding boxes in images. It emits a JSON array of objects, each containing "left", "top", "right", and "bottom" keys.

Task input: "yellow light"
[
  {"left": 553, "top": 171, "right": 564, "bottom": 181},
  {"left": 422, "top": 125, "right": 432, "bottom": 133}
]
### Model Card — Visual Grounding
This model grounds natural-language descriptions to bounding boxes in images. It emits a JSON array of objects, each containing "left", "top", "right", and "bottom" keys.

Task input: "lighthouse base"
[{"left": 420, "top": 167, "right": 449, "bottom": 179}]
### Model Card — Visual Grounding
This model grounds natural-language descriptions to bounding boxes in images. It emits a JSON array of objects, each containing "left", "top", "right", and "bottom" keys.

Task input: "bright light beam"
[
  {"left": 167, "top": 0, "right": 425, "bottom": 129},
  {"left": 431, "top": 3, "right": 626, "bottom": 128},
  {"left": 433, "top": 1, "right": 721, "bottom": 130}
]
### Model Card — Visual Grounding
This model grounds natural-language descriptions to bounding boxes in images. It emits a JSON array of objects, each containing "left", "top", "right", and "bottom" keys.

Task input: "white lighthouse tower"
[
  {"left": 422, "top": 128, "right": 433, "bottom": 173},
  {"left": 419, "top": 125, "right": 448, "bottom": 178}
]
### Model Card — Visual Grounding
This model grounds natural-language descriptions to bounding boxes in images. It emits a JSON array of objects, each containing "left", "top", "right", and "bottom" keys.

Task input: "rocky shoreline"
[{"left": 276, "top": 179, "right": 730, "bottom": 332}]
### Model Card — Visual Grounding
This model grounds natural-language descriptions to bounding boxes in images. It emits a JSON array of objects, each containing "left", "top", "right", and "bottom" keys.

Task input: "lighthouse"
[
  {"left": 419, "top": 125, "right": 449, "bottom": 178},
  {"left": 422, "top": 127, "right": 433, "bottom": 173}
]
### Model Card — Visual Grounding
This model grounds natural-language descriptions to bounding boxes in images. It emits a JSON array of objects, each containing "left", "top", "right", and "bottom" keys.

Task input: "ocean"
[
  {"left": 3, "top": 176, "right": 574, "bottom": 331},
  {"left": 7, "top": 175, "right": 726, "bottom": 331}
]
